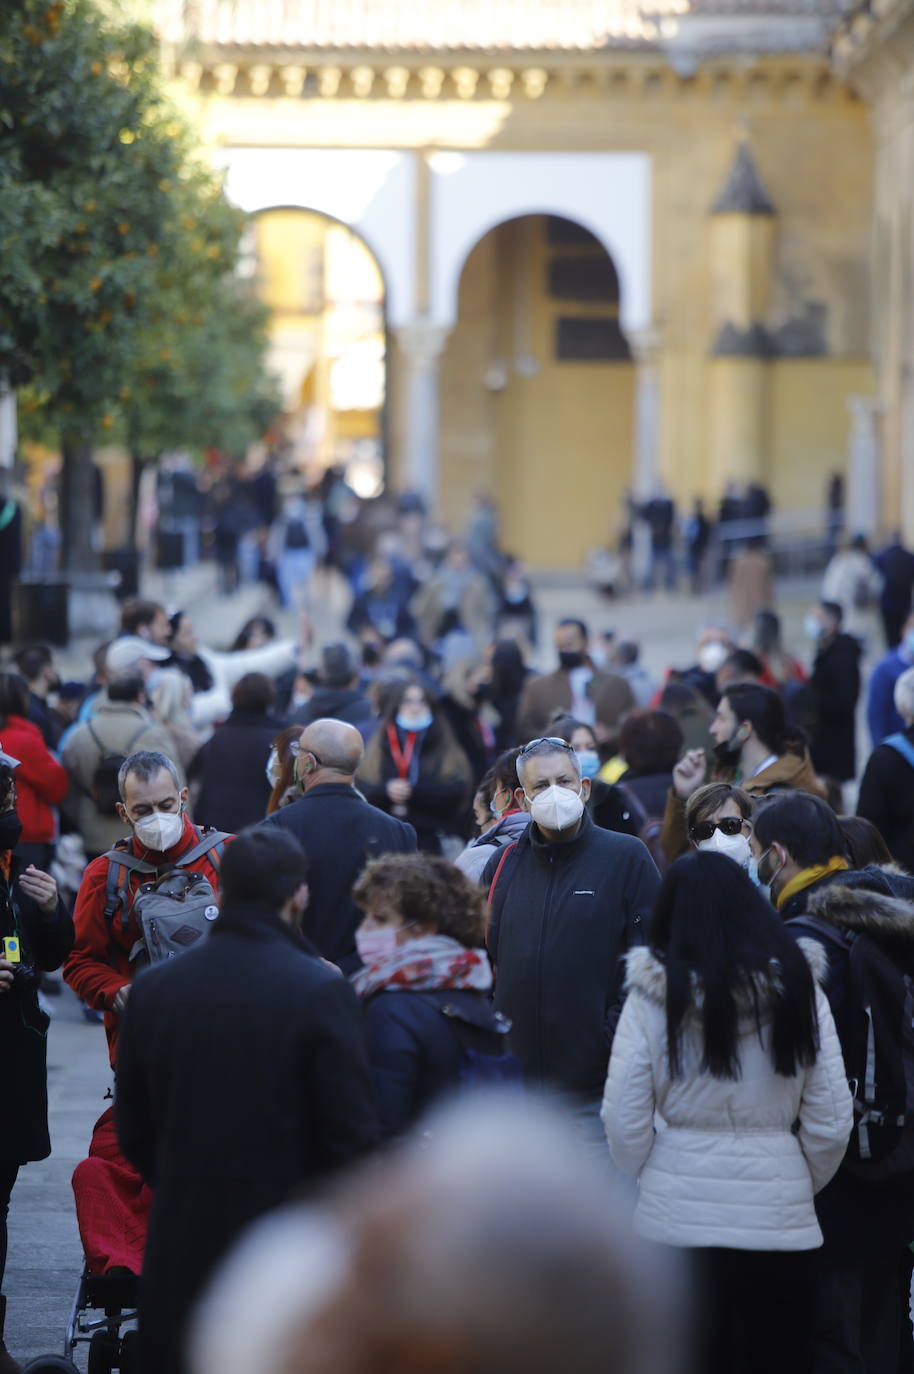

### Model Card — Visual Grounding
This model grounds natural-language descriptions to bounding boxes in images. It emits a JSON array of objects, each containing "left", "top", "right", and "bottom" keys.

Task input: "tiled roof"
[{"left": 154, "top": 0, "right": 850, "bottom": 52}]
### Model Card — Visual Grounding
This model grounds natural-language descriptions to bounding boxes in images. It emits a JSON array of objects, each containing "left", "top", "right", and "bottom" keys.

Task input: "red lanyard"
[{"left": 387, "top": 724, "right": 418, "bottom": 780}]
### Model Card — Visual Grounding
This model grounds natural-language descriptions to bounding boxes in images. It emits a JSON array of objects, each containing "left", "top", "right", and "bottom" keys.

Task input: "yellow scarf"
[{"left": 775, "top": 856, "right": 849, "bottom": 911}]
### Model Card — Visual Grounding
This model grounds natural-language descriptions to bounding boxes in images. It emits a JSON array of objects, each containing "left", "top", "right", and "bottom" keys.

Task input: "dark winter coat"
[
  {"left": 359, "top": 727, "right": 471, "bottom": 854},
  {"left": 483, "top": 811, "right": 660, "bottom": 1097},
  {"left": 115, "top": 901, "right": 378, "bottom": 1374},
  {"left": 809, "top": 632, "right": 862, "bottom": 782},
  {"left": 290, "top": 686, "right": 375, "bottom": 739},
  {"left": 261, "top": 783, "right": 416, "bottom": 973},
  {"left": 363, "top": 987, "right": 506, "bottom": 1141},
  {"left": 784, "top": 867, "right": 914, "bottom": 1266},
  {"left": 589, "top": 779, "right": 641, "bottom": 838},
  {"left": 616, "top": 771, "right": 673, "bottom": 821},
  {"left": 0, "top": 861, "right": 72, "bottom": 1164},
  {"left": 189, "top": 710, "right": 287, "bottom": 832},
  {"left": 857, "top": 728, "right": 914, "bottom": 873}
]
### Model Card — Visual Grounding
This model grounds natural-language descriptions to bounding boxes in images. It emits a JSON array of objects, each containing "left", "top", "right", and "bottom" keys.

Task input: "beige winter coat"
[{"left": 602, "top": 939, "right": 852, "bottom": 1250}]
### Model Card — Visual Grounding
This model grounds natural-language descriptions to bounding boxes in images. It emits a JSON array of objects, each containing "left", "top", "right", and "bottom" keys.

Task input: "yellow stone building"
[{"left": 155, "top": 0, "right": 875, "bottom": 566}]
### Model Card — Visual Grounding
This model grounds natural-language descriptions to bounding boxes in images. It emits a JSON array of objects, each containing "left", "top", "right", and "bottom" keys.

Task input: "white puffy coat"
[{"left": 601, "top": 939, "right": 852, "bottom": 1251}]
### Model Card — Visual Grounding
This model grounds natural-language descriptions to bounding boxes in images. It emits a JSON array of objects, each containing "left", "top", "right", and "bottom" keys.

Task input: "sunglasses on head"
[
  {"left": 518, "top": 737, "right": 575, "bottom": 757},
  {"left": 690, "top": 816, "right": 747, "bottom": 844}
]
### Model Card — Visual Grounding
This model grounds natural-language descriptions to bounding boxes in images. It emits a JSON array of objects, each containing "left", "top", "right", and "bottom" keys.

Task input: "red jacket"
[
  {"left": 64, "top": 815, "right": 227, "bottom": 1065},
  {"left": 2, "top": 714, "right": 67, "bottom": 843}
]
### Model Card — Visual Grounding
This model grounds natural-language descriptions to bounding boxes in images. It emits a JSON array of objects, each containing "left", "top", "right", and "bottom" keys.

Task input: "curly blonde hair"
[{"left": 353, "top": 853, "right": 486, "bottom": 948}]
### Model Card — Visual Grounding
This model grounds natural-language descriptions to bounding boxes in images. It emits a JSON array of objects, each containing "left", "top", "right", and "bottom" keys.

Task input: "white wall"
[{"left": 218, "top": 146, "right": 653, "bottom": 333}]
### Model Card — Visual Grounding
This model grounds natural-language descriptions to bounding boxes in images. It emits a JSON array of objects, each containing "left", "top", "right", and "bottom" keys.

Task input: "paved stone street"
[{"left": 3, "top": 565, "right": 869, "bottom": 1368}]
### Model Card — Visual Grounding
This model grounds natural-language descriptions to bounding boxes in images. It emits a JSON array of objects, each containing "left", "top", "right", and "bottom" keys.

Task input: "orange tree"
[{"left": 0, "top": 0, "right": 277, "bottom": 570}]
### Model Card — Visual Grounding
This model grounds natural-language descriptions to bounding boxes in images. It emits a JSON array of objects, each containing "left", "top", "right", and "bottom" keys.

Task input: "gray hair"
[
  {"left": 118, "top": 750, "right": 181, "bottom": 800},
  {"left": 516, "top": 739, "right": 582, "bottom": 787},
  {"left": 894, "top": 667, "right": 914, "bottom": 725}
]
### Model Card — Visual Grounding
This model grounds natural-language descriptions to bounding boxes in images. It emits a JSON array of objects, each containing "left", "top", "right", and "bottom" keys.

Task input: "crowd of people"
[{"left": 5, "top": 486, "right": 914, "bottom": 1374}]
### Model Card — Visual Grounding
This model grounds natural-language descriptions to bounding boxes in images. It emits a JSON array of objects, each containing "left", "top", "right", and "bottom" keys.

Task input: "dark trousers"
[
  {"left": 689, "top": 1246, "right": 818, "bottom": 1374},
  {"left": 0, "top": 1164, "right": 19, "bottom": 1291},
  {"left": 813, "top": 1258, "right": 904, "bottom": 1374}
]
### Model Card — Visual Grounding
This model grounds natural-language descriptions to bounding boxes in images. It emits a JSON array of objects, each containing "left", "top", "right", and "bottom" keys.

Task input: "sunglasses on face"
[
  {"left": 690, "top": 816, "right": 748, "bottom": 844},
  {"left": 518, "top": 737, "right": 575, "bottom": 757}
]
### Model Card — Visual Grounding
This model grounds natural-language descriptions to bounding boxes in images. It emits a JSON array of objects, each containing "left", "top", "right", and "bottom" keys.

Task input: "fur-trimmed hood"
[
  {"left": 624, "top": 938, "right": 828, "bottom": 1025},
  {"left": 806, "top": 878, "right": 914, "bottom": 945}
]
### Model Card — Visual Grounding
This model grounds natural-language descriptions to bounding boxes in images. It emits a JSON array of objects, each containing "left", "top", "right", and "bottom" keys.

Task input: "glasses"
[
  {"left": 690, "top": 817, "right": 749, "bottom": 844},
  {"left": 518, "top": 737, "right": 575, "bottom": 757}
]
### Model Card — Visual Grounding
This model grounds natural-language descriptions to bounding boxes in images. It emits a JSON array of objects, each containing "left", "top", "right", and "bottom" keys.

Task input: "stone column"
[
  {"left": 0, "top": 384, "right": 16, "bottom": 468},
  {"left": 630, "top": 329, "right": 661, "bottom": 584},
  {"left": 393, "top": 322, "right": 449, "bottom": 511},
  {"left": 846, "top": 395, "right": 882, "bottom": 536}
]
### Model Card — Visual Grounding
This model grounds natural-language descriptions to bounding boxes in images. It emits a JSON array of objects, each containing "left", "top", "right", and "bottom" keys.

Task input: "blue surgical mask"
[
  {"left": 396, "top": 710, "right": 433, "bottom": 733},
  {"left": 904, "top": 631, "right": 914, "bottom": 658},
  {"left": 575, "top": 749, "right": 601, "bottom": 780}
]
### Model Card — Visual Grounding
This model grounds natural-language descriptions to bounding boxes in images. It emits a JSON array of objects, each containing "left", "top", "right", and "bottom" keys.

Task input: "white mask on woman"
[{"left": 698, "top": 827, "right": 752, "bottom": 869}]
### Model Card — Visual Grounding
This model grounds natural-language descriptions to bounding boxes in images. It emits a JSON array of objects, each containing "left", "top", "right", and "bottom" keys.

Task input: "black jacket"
[
  {"left": 483, "top": 811, "right": 660, "bottom": 1097},
  {"left": 857, "top": 729, "right": 914, "bottom": 872},
  {"left": 783, "top": 865, "right": 914, "bottom": 1266},
  {"left": 0, "top": 862, "right": 72, "bottom": 1164},
  {"left": 810, "top": 632, "right": 861, "bottom": 782},
  {"left": 290, "top": 686, "right": 375, "bottom": 739},
  {"left": 115, "top": 902, "right": 378, "bottom": 1374},
  {"left": 262, "top": 783, "right": 416, "bottom": 973},
  {"left": 189, "top": 710, "right": 287, "bottom": 832},
  {"left": 363, "top": 987, "right": 505, "bottom": 1141}
]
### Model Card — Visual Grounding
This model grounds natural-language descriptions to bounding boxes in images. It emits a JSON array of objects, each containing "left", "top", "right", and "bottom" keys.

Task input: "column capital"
[
  {"left": 628, "top": 325, "right": 663, "bottom": 363},
  {"left": 393, "top": 321, "right": 450, "bottom": 366}
]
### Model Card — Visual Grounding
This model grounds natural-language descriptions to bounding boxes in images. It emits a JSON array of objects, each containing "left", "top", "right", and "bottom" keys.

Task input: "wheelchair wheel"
[
  {"left": 118, "top": 1327, "right": 141, "bottom": 1373},
  {"left": 20, "top": 1359, "right": 80, "bottom": 1374},
  {"left": 88, "top": 1329, "right": 120, "bottom": 1374}
]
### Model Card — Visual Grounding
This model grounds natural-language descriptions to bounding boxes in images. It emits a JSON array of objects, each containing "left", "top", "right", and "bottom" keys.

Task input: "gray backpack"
[{"left": 102, "top": 829, "right": 229, "bottom": 966}]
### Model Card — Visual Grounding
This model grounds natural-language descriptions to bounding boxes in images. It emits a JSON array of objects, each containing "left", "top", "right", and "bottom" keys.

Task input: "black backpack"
[
  {"left": 87, "top": 722, "right": 148, "bottom": 817},
  {"left": 804, "top": 917, "right": 914, "bottom": 1182}
]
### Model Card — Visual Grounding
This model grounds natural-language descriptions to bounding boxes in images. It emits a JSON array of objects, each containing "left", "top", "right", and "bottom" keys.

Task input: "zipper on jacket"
[{"left": 536, "top": 855, "right": 557, "bottom": 1078}]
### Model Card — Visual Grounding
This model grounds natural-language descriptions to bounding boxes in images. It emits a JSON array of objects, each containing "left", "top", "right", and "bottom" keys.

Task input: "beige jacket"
[{"left": 62, "top": 700, "right": 186, "bottom": 858}]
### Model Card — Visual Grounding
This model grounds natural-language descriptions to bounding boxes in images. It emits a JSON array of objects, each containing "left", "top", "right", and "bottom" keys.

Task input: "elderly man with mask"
[
  {"left": 64, "top": 750, "right": 230, "bottom": 1068},
  {"left": 482, "top": 737, "right": 660, "bottom": 1142}
]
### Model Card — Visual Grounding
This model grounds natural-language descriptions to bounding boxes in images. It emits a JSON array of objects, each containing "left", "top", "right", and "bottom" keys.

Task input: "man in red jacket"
[{"left": 64, "top": 750, "right": 230, "bottom": 1066}]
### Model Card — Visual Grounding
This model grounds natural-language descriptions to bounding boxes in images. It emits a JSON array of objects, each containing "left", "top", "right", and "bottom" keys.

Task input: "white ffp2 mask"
[
  {"left": 526, "top": 784, "right": 584, "bottom": 832},
  {"left": 698, "top": 827, "right": 752, "bottom": 869},
  {"left": 133, "top": 808, "right": 184, "bottom": 852}
]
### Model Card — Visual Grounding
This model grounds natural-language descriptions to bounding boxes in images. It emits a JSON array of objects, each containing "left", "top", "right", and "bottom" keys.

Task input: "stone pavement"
[{"left": 2, "top": 564, "right": 878, "bottom": 1368}]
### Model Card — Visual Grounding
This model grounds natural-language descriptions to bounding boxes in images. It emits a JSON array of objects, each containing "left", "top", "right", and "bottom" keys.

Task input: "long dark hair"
[
  {"left": 0, "top": 673, "right": 30, "bottom": 728},
  {"left": 649, "top": 852, "right": 819, "bottom": 1081}
]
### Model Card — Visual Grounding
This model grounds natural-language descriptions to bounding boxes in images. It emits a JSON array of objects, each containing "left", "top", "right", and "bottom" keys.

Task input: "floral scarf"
[{"left": 351, "top": 933, "right": 493, "bottom": 1002}]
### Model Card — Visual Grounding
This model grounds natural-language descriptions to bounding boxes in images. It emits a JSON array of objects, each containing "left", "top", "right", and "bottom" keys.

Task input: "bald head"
[{"left": 297, "top": 719, "right": 364, "bottom": 786}]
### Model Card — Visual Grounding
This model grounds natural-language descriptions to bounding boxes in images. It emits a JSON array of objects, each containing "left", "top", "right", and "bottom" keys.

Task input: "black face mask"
[
  {"left": 558, "top": 651, "right": 585, "bottom": 671},
  {"left": 713, "top": 731, "right": 744, "bottom": 770},
  {"left": 0, "top": 809, "right": 22, "bottom": 853}
]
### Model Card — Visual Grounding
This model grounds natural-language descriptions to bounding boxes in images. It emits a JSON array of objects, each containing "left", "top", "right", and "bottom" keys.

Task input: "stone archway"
[
  {"left": 438, "top": 213, "right": 636, "bottom": 568},
  {"left": 250, "top": 207, "right": 387, "bottom": 495}
]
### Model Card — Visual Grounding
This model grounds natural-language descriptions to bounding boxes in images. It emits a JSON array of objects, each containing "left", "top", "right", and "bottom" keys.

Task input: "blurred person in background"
[
  {"left": 149, "top": 667, "right": 200, "bottom": 775},
  {"left": 728, "top": 538, "right": 774, "bottom": 631},
  {"left": 857, "top": 666, "right": 914, "bottom": 873},
  {"left": 517, "top": 618, "right": 634, "bottom": 743},
  {"left": 874, "top": 531, "right": 914, "bottom": 648},
  {"left": 455, "top": 748, "right": 530, "bottom": 882},
  {"left": 358, "top": 681, "right": 472, "bottom": 854},
  {"left": 866, "top": 607, "right": 914, "bottom": 745},
  {"left": 751, "top": 610, "right": 807, "bottom": 692},
  {"left": 617, "top": 710, "right": 685, "bottom": 822},
  {"left": 164, "top": 609, "right": 300, "bottom": 734},
  {"left": 268, "top": 488, "right": 326, "bottom": 610},
  {"left": 439, "top": 659, "right": 497, "bottom": 787},
  {"left": 666, "top": 627, "right": 733, "bottom": 709},
  {"left": 481, "top": 639, "right": 530, "bottom": 754},
  {"left": 0, "top": 755, "right": 72, "bottom": 1373},
  {"left": 351, "top": 854, "right": 509, "bottom": 1141},
  {"left": 12, "top": 643, "right": 64, "bottom": 750},
  {"left": 610, "top": 640, "right": 655, "bottom": 708},
  {"left": 62, "top": 669, "right": 184, "bottom": 861},
  {"left": 190, "top": 1096, "right": 681, "bottom": 1374},
  {"left": 347, "top": 554, "right": 417, "bottom": 652},
  {"left": 656, "top": 682, "right": 713, "bottom": 763},
  {"left": 603, "top": 852, "right": 851, "bottom": 1374},
  {"left": 189, "top": 674, "right": 286, "bottom": 834},
  {"left": 290, "top": 643, "right": 374, "bottom": 739},
  {"left": 0, "top": 673, "right": 67, "bottom": 871},
  {"left": 412, "top": 542, "right": 497, "bottom": 658},
  {"left": 806, "top": 601, "right": 861, "bottom": 788},
  {"left": 265, "top": 725, "right": 304, "bottom": 815},
  {"left": 495, "top": 558, "right": 537, "bottom": 646},
  {"left": 821, "top": 534, "right": 882, "bottom": 646}
]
